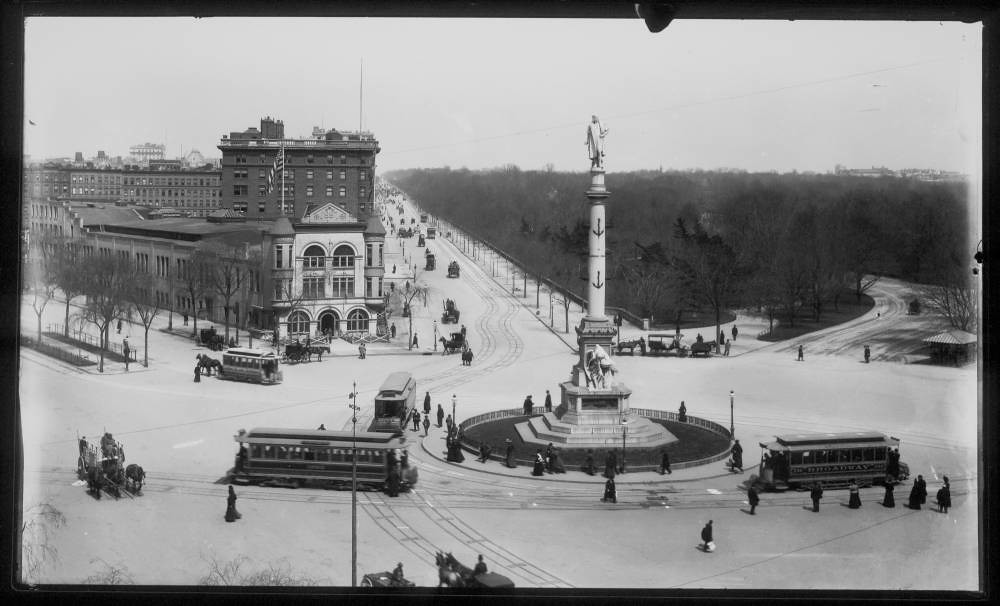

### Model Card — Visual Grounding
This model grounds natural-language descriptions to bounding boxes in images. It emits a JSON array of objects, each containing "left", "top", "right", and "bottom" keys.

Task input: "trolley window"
[
  {"left": 851, "top": 449, "right": 863, "bottom": 462},
  {"left": 815, "top": 450, "right": 827, "bottom": 464},
  {"left": 290, "top": 447, "right": 303, "bottom": 461},
  {"left": 303, "top": 448, "right": 315, "bottom": 461},
  {"left": 277, "top": 446, "right": 290, "bottom": 460},
  {"left": 874, "top": 448, "right": 886, "bottom": 461},
  {"left": 251, "top": 445, "right": 263, "bottom": 458},
  {"left": 263, "top": 445, "right": 274, "bottom": 459}
]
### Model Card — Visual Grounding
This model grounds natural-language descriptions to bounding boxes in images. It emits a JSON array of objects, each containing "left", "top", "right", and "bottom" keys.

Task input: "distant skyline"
[{"left": 24, "top": 18, "right": 981, "bottom": 175}]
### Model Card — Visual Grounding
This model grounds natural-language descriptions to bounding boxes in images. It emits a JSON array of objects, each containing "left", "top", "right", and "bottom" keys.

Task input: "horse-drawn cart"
[
  {"left": 77, "top": 432, "right": 144, "bottom": 499},
  {"left": 441, "top": 299, "right": 460, "bottom": 324},
  {"left": 447, "top": 261, "right": 460, "bottom": 278},
  {"left": 200, "top": 327, "right": 225, "bottom": 351},
  {"left": 439, "top": 332, "right": 465, "bottom": 354},
  {"left": 435, "top": 552, "right": 515, "bottom": 589},
  {"left": 616, "top": 337, "right": 646, "bottom": 355}
]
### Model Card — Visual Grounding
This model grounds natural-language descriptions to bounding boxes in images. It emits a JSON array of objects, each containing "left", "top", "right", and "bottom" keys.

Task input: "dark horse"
[
  {"left": 125, "top": 464, "right": 145, "bottom": 494},
  {"left": 435, "top": 552, "right": 464, "bottom": 587},
  {"left": 196, "top": 354, "right": 222, "bottom": 376}
]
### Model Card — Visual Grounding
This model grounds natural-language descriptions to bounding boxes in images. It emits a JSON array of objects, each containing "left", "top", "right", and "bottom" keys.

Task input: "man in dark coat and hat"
[
  {"left": 937, "top": 476, "right": 951, "bottom": 513},
  {"left": 423, "top": 392, "right": 432, "bottom": 415},
  {"left": 437, "top": 404, "right": 445, "bottom": 428},
  {"left": 748, "top": 485, "right": 760, "bottom": 514},
  {"left": 544, "top": 390, "right": 552, "bottom": 413},
  {"left": 701, "top": 520, "right": 714, "bottom": 552},
  {"left": 602, "top": 477, "right": 617, "bottom": 503},
  {"left": 504, "top": 438, "right": 516, "bottom": 468},
  {"left": 811, "top": 482, "right": 824, "bottom": 512},
  {"left": 882, "top": 479, "right": 895, "bottom": 508},
  {"left": 523, "top": 395, "right": 534, "bottom": 416},
  {"left": 659, "top": 449, "right": 672, "bottom": 475}
]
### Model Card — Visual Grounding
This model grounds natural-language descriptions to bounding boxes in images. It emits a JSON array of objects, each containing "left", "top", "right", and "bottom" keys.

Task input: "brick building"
[
  {"left": 120, "top": 165, "right": 222, "bottom": 217},
  {"left": 217, "top": 116, "right": 379, "bottom": 221}
]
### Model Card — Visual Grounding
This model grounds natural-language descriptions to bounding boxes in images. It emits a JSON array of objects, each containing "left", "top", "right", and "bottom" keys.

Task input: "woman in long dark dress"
[
  {"left": 909, "top": 474, "right": 926, "bottom": 509},
  {"left": 532, "top": 451, "right": 545, "bottom": 476},
  {"left": 602, "top": 478, "right": 617, "bottom": 503},
  {"left": 584, "top": 450, "right": 595, "bottom": 475},
  {"left": 225, "top": 486, "right": 241, "bottom": 522},
  {"left": 882, "top": 480, "right": 895, "bottom": 507},
  {"left": 550, "top": 448, "right": 565, "bottom": 473},
  {"left": 848, "top": 480, "right": 862, "bottom": 509}
]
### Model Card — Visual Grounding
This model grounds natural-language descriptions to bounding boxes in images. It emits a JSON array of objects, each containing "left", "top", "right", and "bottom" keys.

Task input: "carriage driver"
[{"left": 392, "top": 562, "right": 405, "bottom": 582}]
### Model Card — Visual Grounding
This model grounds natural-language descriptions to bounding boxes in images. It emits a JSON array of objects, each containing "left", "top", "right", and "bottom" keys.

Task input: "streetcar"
[
  {"left": 369, "top": 372, "right": 417, "bottom": 433},
  {"left": 755, "top": 431, "right": 909, "bottom": 491},
  {"left": 219, "top": 347, "right": 282, "bottom": 384},
  {"left": 230, "top": 427, "right": 417, "bottom": 491}
]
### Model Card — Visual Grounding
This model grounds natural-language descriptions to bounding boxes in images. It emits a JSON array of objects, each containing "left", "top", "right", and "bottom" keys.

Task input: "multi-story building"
[
  {"left": 129, "top": 142, "right": 166, "bottom": 167},
  {"left": 67, "top": 167, "right": 123, "bottom": 204},
  {"left": 218, "top": 116, "right": 379, "bottom": 221},
  {"left": 120, "top": 165, "right": 222, "bottom": 217},
  {"left": 23, "top": 163, "right": 71, "bottom": 200}
]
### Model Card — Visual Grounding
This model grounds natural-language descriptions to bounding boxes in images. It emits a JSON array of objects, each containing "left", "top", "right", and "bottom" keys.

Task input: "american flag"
[{"left": 266, "top": 147, "right": 285, "bottom": 194}]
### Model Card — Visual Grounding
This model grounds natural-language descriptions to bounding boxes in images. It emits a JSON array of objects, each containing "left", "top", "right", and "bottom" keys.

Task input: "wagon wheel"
[{"left": 360, "top": 576, "right": 375, "bottom": 588}]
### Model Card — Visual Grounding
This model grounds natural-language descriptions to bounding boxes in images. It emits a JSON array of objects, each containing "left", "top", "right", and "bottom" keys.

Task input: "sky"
[{"left": 23, "top": 17, "right": 982, "bottom": 174}]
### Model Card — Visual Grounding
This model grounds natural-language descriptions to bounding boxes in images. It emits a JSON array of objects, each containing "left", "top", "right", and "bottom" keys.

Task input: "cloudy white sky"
[{"left": 23, "top": 17, "right": 981, "bottom": 174}]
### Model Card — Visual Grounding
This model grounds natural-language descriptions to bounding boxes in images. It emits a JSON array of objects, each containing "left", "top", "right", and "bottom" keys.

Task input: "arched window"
[
  {"left": 302, "top": 244, "right": 325, "bottom": 269},
  {"left": 347, "top": 309, "right": 368, "bottom": 332},
  {"left": 287, "top": 310, "right": 310, "bottom": 335},
  {"left": 332, "top": 244, "right": 355, "bottom": 268}
]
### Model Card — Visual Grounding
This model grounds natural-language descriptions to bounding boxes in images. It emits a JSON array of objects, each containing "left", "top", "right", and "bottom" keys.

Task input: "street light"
[
  {"left": 729, "top": 390, "right": 735, "bottom": 439},
  {"left": 433, "top": 320, "right": 438, "bottom": 352},
  {"left": 348, "top": 382, "right": 361, "bottom": 587},
  {"left": 620, "top": 417, "right": 628, "bottom": 474},
  {"left": 452, "top": 394, "right": 457, "bottom": 429}
]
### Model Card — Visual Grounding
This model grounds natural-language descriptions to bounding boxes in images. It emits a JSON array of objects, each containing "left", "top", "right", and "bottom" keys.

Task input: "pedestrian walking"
[
  {"left": 544, "top": 443, "right": 555, "bottom": 473},
  {"left": 724, "top": 340, "right": 731, "bottom": 356},
  {"left": 811, "top": 482, "right": 823, "bottom": 512},
  {"left": 412, "top": 409, "right": 421, "bottom": 431},
  {"left": 678, "top": 401, "right": 687, "bottom": 423},
  {"left": 604, "top": 450, "right": 617, "bottom": 479},
  {"left": 116, "top": 318, "right": 122, "bottom": 334},
  {"left": 532, "top": 450, "right": 545, "bottom": 476},
  {"left": 797, "top": 345, "right": 804, "bottom": 361},
  {"left": 882, "top": 480, "right": 895, "bottom": 508},
  {"left": 732, "top": 325, "right": 738, "bottom": 340},
  {"left": 504, "top": 438, "right": 515, "bottom": 468},
  {"left": 602, "top": 478, "right": 617, "bottom": 503},
  {"left": 422, "top": 413, "right": 430, "bottom": 436},
  {"left": 937, "top": 476, "right": 951, "bottom": 513},
  {"left": 848, "top": 479, "right": 862, "bottom": 509},
  {"left": 183, "top": 312, "right": 188, "bottom": 326},
  {"left": 461, "top": 324, "right": 467, "bottom": 339},
  {"left": 909, "top": 474, "right": 927, "bottom": 510},
  {"left": 437, "top": 404, "right": 444, "bottom": 427},
  {"left": 412, "top": 333, "right": 419, "bottom": 348},
  {"left": 445, "top": 414, "right": 453, "bottom": 435},
  {"left": 423, "top": 391, "right": 432, "bottom": 415},
  {"left": 359, "top": 343, "right": 367, "bottom": 359},
  {"left": 194, "top": 364, "right": 201, "bottom": 383},
  {"left": 730, "top": 440, "right": 744, "bottom": 473},
  {"left": 523, "top": 395, "right": 534, "bottom": 416},
  {"left": 224, "top": 486, "right": 241, "bottom": 522},
  {"left": 544, "top": 390, "right": 553, "bottom": 413},
  {"left": 659, "top": 449, "right": 672, "bottom": 475},
  {"left": 748, "top": 485, "right": 760, "bottom": 514},
  {"left": 701, "top": 521, "right": 714, "bottom": 552},
  {"left": 864, "top": 345, "right": 871, "bottom": 363},
  {"left": 122, "top": 338, "right": 130, "bottom": 371},
  {"left": 584, "top": 449, "right": 595, "bottom": 475}
]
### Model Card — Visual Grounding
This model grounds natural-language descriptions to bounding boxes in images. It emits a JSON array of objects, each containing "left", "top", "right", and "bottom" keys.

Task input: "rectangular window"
[
  {"left": 306, "top": 170, "right": 313, "bottom": 180},
  {"left": 303, "top": 277, "right": 325, "bottom": 298},
  {"left": 331, "top": 277, "right": 354, "bottom": 298},
  {"left": 339, "top": 170, "right": 346, "bottom": 180},
  {"left": 326, "top": 171, "right": 333, "bottom": 180},
  {"left": 258, "top": 169, "right": 266, "bottom": 179},
  {"left": 366, "top": 244, "right": 374, "bottom": 267},
  {"left": 258, "top": 185, "right": 266, "bottom": 197},
  {"left": 275, "top": 245, "right": 284, "bottom": 269},
  {"left": 325, "top": 186, "right": 333, "bottom": 197},
  {"left": 360, "top": 170, "right": 367, "bottom": 180},
  {"left": 305, "top": 186, "right": 313, "bottom": 197},
  {"left": 233, "top": 184, "right": 248, "bottom": 196},
  {"left": 307, "top": 154, "right": 314, "bottom": 164},
  {"left": 339, "top": 186, "right": 347, "bottom": 197}
]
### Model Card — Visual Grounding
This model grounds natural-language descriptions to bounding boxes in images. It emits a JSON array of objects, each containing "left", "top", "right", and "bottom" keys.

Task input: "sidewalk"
[{"left": 413, "top": 417, "right": 747, "bottom": 486}]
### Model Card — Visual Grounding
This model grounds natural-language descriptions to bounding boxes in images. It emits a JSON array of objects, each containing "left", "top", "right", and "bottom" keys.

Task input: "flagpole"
[{"left": 281, "top": 143, "right": 285, "bottom": 215}]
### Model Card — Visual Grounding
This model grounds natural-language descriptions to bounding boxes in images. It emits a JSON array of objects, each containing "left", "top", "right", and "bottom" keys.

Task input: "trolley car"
[
  {"left": 230, "top": 427, "right": 417, "bottom": 491},
  {"left": 755, "top": 431, "right": 908, "bottom": 491},
  {"left": 369, "top": 372, "right": 417, "bottom": 433},
  {"left": 219, "top": 347, "right": 282, "bottom": 384}
]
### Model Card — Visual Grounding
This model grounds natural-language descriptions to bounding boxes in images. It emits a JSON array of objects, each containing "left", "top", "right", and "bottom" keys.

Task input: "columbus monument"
[{"left": 517, "top": 116, "right": 674, "bottom": 449}]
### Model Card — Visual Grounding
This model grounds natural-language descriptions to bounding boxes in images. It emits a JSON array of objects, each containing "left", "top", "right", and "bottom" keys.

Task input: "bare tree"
[
  {"left": 129, "top": 270, "right": 162, "bottom": 367},
  {"left": 921, "top": 282, "right": 977, "bottom": 332},
  {"left": 398, "top": 270, "right": 429, "bottom": 349},
  {"left": 80, "top": 253, "right": 132, "bottom": 373},
  {"left": 26, "top": 233, "right": 58, "bottom": 341},
  {"left": 82, "top": 558, "right": 135, "bottom": 585},
  {"left": 51, "top": 237, "right": 88, "bottom": 338},
  {"left": 179, "top": 253, "right": 209, "bottom": 339},
  {"left": 198, "top": 242, "right": 254, "bottom": 345}
]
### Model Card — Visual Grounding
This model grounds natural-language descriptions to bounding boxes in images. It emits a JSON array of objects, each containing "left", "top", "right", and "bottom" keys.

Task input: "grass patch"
[
  {"left": 462, "top": 416, "right": 730, "bottom": 470},
  {"left": 42, "top": 332, "right": 127, "bottom": 362},
  {"left": 21, "top": 336, "right": 96, "bottom": 367},
  {"left": 757, "top": 292, "right": 874, "bottom": 342}
]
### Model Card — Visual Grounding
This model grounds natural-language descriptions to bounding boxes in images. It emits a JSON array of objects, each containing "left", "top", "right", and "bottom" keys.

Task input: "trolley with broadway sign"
[
  {"left": 230, "top": 427, "right": 417, "bottom": 491},
  {"left": 369, "top": 372, "right": 417, "bottom": 433},
  {"left": 754, "top": 431, "right": 908, "bottom": 491},
  {"left": 219, "top": 347, "right": 282, "bottom": 384}
]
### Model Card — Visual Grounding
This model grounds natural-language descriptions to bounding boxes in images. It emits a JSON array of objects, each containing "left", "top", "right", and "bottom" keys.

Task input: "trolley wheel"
[{"left": 360, "top": 576, "right": 374, "bottom": 588}]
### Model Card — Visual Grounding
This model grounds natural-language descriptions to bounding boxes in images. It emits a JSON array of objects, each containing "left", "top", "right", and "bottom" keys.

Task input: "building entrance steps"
[{"left": 515, "top": 413, "right": 678, "bottom": 448}]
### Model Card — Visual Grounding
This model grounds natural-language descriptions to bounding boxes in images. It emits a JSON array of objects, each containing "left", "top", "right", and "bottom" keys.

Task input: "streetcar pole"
[{"left": 349, "top": 382, "right": 360, "bottom": 586}]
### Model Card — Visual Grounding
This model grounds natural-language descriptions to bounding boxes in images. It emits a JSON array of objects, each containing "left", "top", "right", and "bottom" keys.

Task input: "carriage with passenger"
[
  {"left": 646, "top": 333, "right": 687, "bottom": 357},
  {"left": 447, "top": 261, "right": 460, "bottom": 278},
  {"left": 435, "top": 552, "right": 515, "bottom": 589},
  {"left": 199, "top": 326, "right": 225, "bottom": 351},
  {"left": 439, "top": 332, "right": 465, "bottom": 354}
]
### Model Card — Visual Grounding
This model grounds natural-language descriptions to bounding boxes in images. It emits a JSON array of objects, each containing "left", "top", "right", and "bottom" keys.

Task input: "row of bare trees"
[{"left": 25, "top": 233, "right": 262, "bottom": 371}]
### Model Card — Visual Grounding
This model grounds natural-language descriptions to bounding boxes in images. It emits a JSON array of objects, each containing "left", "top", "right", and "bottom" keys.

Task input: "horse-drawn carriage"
[
  {"left": 77, "top": 432, "right": 144, "bottom": 499},
  {"left": 435, "top": 552, "right": 515, "bottom": 589},
  {"left": 447, "top": 261, "right": 460, "bottom": 278},
  {"left": 441, "top": 299, "right": 460, "bottom": 324},
  {"left": 425, "top": 252, "right": 436, "bottom": 270},
  {"left": 360, "top": 570, "right": 416, "bottom": 588},
  {"left": 646, "top": 333, "right": 688, "bottom": 357},
  {"left": 281, "top": 340, "right": 326, "bottom": 363},
  {"left": 199, "top": 326, "right": 225, "bottom": 351},
  {"left": 689, "top": 335, "right": 716, "bottom": 358},
  {"left": 439, "top": 332, "right": 465, "bottom": 354},
  {"left": 616, "top": 337, "right": 646, "bottom": 355}
]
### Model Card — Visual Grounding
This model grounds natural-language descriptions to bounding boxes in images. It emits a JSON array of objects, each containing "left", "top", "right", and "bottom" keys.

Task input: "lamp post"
[
  {"left": 433, "top": 320, "right": 438, "bottom": 352},
  {"left": 452, "top": 394, "right": 457, "bottom": 429},
  {"left": 729, "top": 390, "right": 735, "bottom": 439},
  {"left": 620, "top": 418, "right": 628, "bottom": 474},
  {"left": 348, "top": 382, "right": 360, "bottom": 587}
]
